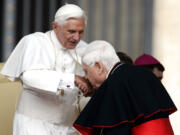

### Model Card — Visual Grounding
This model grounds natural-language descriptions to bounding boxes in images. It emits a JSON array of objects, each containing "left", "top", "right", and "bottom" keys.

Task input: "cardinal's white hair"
[
  {"left": 82, "top": 40, "right": 120, "bottom": 70},
  {"left": 54, "top": 4, "right": 87, "bottom": 26}
]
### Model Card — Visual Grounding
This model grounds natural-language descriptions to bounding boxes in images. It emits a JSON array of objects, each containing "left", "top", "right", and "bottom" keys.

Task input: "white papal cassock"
[{"left": 1, "top": 30, "right": 90, "bottom": 135}]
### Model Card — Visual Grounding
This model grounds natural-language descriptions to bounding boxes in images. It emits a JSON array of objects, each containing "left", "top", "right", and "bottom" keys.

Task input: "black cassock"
[{"left": 74, "top": 63, "right": 177, "bottom": 135}]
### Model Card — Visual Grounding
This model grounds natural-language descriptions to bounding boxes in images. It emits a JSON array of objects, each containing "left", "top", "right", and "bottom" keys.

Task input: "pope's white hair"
[
  {"left": 54, "top": 4, "right": 87, "bottom": 26},
  {"left": 82, "top": 40, "right": 120, "bottom": 70}
]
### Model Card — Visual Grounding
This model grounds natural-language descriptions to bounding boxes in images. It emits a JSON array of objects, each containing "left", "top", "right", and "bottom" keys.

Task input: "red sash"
[{"left": 132, "top": 118, "right": 174, "bottom": 135}]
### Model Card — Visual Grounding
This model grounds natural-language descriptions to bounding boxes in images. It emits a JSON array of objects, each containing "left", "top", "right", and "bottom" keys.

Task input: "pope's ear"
[
  {"left": 52, "top": 22, "right": 55, "bottom": 28},
  {"left": 52, "top": 22, "right": 58, "bottom": 32}
]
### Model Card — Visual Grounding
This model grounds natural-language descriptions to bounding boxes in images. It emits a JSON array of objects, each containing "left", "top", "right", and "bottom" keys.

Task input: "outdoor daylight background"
[{"left": 0, "top": 0, "right": 179, "bottom": 134}]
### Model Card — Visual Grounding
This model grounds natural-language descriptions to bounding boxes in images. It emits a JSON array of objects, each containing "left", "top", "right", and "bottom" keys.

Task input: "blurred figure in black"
[{"left": 116, "top": 51, "right": 133, "bottom": 64}]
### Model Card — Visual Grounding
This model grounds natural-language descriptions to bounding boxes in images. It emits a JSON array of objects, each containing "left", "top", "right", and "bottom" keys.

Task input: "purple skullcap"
[{"left": 134, "top": 54, "right": 160, "bottom": 66}]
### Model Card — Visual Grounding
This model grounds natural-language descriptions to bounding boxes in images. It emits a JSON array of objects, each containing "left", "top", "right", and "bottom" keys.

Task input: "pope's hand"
[{"left": 75, "top": 75, "right": 94, "bottom": 97}]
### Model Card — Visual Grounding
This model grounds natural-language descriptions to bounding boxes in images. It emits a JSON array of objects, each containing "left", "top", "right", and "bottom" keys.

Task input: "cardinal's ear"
[{"left": 94, "top": 61, "right": 105, "bottom": 75}]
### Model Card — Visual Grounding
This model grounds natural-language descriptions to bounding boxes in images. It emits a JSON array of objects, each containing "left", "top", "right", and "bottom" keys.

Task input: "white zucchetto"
[{"left": 55, "top": 4, "right": 84, "bottom": 21}]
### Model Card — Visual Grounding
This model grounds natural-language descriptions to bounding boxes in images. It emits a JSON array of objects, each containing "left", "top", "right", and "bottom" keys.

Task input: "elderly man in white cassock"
[{"left": 1, "top": 4, "right": 91, "bottom": 135}]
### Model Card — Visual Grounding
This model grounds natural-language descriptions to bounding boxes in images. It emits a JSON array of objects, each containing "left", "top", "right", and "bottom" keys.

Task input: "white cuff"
[{"left": 58, "top": 74, "right": 75, "bottom": 90}]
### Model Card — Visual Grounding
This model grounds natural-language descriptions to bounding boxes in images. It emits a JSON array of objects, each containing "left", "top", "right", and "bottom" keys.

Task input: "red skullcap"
[{"left": 134, "top": 54, "right": 160, "bottom": 66}]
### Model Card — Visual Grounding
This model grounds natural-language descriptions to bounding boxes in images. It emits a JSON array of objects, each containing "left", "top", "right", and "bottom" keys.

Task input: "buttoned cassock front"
[{"left": 1, "top": 31, "right": 89, "bottom": 135}]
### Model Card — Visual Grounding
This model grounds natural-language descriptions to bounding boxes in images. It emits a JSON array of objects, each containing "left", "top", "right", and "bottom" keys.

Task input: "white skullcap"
[{"left": 55, "top": 4, "right": 85, "bottom": 22}]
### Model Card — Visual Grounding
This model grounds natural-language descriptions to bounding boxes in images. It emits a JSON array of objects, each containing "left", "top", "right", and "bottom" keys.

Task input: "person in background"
[
  {"left": 73, "top": 40, "right": 177, "bottom": 135},
  {"left": 1, "top": 4, "right": 90, "bottom": 135},
  {"left": 116, "top": 51, "right": 133, "bottom": 64},
  {"left": 134, "top": 53, "right": 165, "bottom": 80}
]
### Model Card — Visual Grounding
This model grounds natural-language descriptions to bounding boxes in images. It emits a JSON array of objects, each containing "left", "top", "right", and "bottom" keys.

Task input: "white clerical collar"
[
  {"left": 106, "top": 67, "right": 113, "bottom": 79},
  {"left": 106, "top": 62, "right": 123, "bottom": 78},
  {"left": 51, "top": 30, "right": 67, "bottom": 51},
  {"left": 106, "top": 64, "right": 115, "bottom": 79}
]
